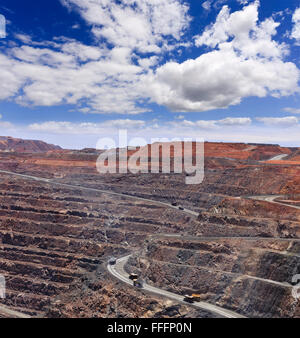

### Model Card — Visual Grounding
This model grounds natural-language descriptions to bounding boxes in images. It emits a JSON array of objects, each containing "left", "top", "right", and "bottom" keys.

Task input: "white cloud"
[
  {"left": 171, "top": 117, "right": 252, "bottom": 129},
  {"left": 12, "top": 45, "right": 75, "bottom": 65},
  {"left": 0, "top": 40, "right": 147, "bottom": 114},
  {"left": 218, "top": 117, "right": 251, "bottom": 125},
  {"left": 27, "top": 116, "right": 253, "bottom": 135},
  {"left": 202, "top": 1, "right": 211, "bottom": 11},
  {"left": 28, "top": 119, "right": 146, "bottom": 134},
  {"left": 60, "top": 42, "right": 106, "bottom": 61},
  {"left": 256, "top": 116, "right": 299, "bottom": 127},
  {"left": 180, "top": 119, "right": 218, "bottom": 129},
  {"left": 3, "top": 117, "right": 300, "bottom": 148},
  {"left": 61, "top": 0, "right": 190, "bottom": 54},
  {"left": 138, "top": 56, "right": 159, "bottom": 69},
  {"left": 145, "top": 1, "right": 299, "bottom": 113},
  {"left": 0, "top": 0, "right": 191, "bottom": 115},
  {"left": 14, "top": 33, "right": 33, "bottom": 44},
  {"left": 291, "top": 8, "right": 300, "bottom": 44},
  {"left": 0, "top": 0, "right": 299, "bottom": 118},
  {"left": 283, "top": 107, "right": 300, "bottom": 114}
]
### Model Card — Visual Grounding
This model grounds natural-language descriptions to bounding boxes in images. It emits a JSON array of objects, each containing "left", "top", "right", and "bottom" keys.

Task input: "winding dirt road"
[
  {"left": 108, "top": 255, "right": 246, "bottom": 318},
  {"left": 248, "top": 195, "right": 300, "bottom": 210}
]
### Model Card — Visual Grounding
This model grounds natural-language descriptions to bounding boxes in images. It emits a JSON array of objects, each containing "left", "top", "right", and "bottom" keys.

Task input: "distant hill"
[{"left": 0, "top": 136, "right": 61, "bottom": 153}]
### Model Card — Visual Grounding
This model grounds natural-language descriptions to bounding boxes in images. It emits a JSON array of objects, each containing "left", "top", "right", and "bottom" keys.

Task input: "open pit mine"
[{"left": 0, "top": 137, "right": 299, "bottom": 318}]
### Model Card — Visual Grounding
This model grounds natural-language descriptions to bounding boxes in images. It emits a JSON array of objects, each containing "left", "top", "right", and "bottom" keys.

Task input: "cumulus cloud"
[
  {"left": 0, "top": 0, "right": 190, "bottom": 114},
  {"left": 0, "top": 0, "right": 299, "bottom": 118},
  {"left": 61, "top": 0, "right": 190, "bottom": 54},
  {"left": 256, "top": 116, "right": 299, "bottom": 127},
  {"left": 291, "top": 7, "right": 300, "bottom": 44},
  {"left": 0, "top": 40, "right": 147, "bottom": 114},
  {"left": 146, "top": 1, "right": 299, "bottom": 112}
]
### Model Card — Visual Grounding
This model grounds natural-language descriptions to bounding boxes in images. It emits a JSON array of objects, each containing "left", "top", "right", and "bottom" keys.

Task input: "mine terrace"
[{"left": 0, "top": 137, "right": 299, "bottom": 318}]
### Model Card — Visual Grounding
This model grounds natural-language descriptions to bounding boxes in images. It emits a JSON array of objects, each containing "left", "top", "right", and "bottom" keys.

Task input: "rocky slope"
[{"left": 0, "top": 136, "right": 61, "bottom": 153}]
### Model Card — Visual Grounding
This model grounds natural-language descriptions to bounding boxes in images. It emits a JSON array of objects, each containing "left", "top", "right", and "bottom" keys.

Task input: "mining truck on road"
[
  {"left": 129, "top": 273, "right": 144, "bottom": 288},
  {"left": 108, "top": 257, "right": 117, "bottom": 265},
  {"left": 183, "top": 294, "right": 201, "bottom": 303},
  {"left": 129, "top": 273, "right": 138, "bottom": 281},
  {"left": 133, "top": 278, "right": 144, "bottom": 289}
]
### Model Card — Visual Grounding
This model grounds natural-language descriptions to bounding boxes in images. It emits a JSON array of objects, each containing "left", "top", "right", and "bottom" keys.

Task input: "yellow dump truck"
[{"left": 183, "top": 294, "right": 201, "bottom": 303}]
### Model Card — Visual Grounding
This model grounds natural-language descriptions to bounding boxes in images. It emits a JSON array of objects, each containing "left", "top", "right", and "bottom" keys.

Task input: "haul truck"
[
  {"left": 108, "top": 257, "right": 117, "bottom": 265},
  {"left": 183, "top": 294, "right": 201, "bottom": 303},
  {"left": 133, "top": 278, "right": 144, "bottom": 289},
  {"left": 129, "top": 274, "right": 144, "bottom": 288},
  {"left": 129, "top": 273, "right": 138, "bottom": 281}
]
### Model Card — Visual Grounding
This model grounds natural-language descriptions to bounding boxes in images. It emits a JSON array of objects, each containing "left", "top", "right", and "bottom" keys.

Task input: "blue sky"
[{"left": 0, "top": 0, "right": 299, "bottom": 149}]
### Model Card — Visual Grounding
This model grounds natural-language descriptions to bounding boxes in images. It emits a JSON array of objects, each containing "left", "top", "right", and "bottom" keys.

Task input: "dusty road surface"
[
  {"left": 266, "top": 154, "right": 289, "bottom": 161},
  {"left": 248, "top": 195, "right": 300, "bottom": 210},
  {"left": 0, "top": 305, "right": 31, "bottom": 318}
]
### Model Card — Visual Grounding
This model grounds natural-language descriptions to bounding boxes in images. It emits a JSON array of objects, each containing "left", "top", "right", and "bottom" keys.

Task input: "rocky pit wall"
[{"left": 0, "top": 142, "right": 299, "bottom": 318}]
